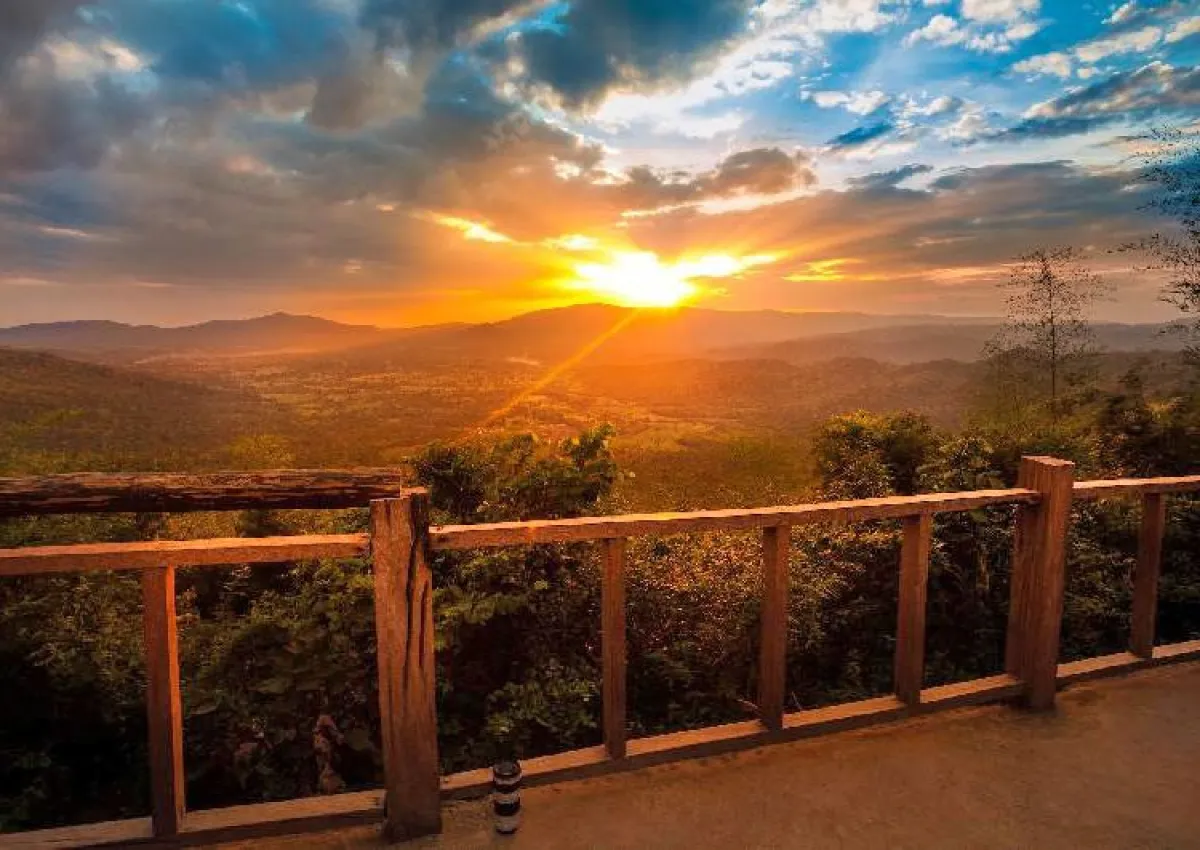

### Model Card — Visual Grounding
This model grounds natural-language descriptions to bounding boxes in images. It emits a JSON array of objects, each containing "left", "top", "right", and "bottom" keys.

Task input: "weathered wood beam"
[
  {"left": 1131, "top": 492, "right": 1167, "bottom": 659},
  {"left": 141, "top": 566, "right": 186, "bottom": 838},
  {"left": 757, "top": 526, "right": 789, "bottom": 730},
  {"left": 370, "top": 493, "right": 441, "bottom": 841},
  {"left": 1072, "top": 475, "right": 1200, "bottom": 500},
  {"left": 0, "top": 470, "right": 415, "bottom": 516},
  {"left": 1006, "top": 456, "right": 1074, "bottom": 711},
  {"left": 430, "top": 489, "right": 1039, "bottom": 550},
  {"left": 894, "top": 514, "right": 932, "bottom": 706},
  {"left": 0, "top": 534, "right": 367, "bottom": 576},
  {"left": 601, "top": 537, "right": 628, "bottom": 759}
]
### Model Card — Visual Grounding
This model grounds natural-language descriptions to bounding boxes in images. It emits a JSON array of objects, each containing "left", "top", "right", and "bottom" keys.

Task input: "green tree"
[{"left": 987, "top": 246, "right": 1110, "bottom": 421}]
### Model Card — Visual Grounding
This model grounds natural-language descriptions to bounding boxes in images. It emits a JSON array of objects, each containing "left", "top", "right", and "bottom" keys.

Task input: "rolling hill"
[
  {"left": 0, "top": 313, "right": 397, "bottom": 362},
  {"left": 0, "top": 348, "right": 286, "bottom": 471}
]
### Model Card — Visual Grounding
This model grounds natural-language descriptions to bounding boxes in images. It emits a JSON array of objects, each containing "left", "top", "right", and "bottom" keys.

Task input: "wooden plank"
[
  {"left": 370, "top": 493, "right": 441, "bottom": 840},
  {"left": 1056, "top": 652, "right": 1144, "bottom": 685},
  {"left": 141, "top": 566, "right": 185, "bottom": 838},
  {"left": 894, "top": 514, "right": 932, "bottom": 705},
  {"left": 0, "top": 534, "right": 367, "bottom": 576},
  {"left": 919, "top": 674, "right": 1023, "bottom": 710},
  {"left": 1056, "top": 641, "right": 1200, "bottom": 687},
  {"left": 601, "top": 538, "right": 627, "bottom": 759},
  {"left": 0, "top": 817, "right": 154, "bottom": 848},
  {"left": 757, "top": 527, "right": 789, "bottom": 730},
  {"left": 1072, "top": 475, "right": 1200, "bottom": 500},
  {"left": 180, "top": 790, "right": 382, "bottom": 844},
  {"left": 780, "top": 695, "right": 908, "bottom": 736},
  {"left": 0, "top": 471, "right": 415, "bottom": 516},
  {"left": 1131, "top": 493, "right": 1166, "bottom": 659},
  {"left": 1152, "top": 639, "right": 1200, "bottom": 663},
  {"left": 1005, "top": 456, "right": 1074, "bottom": 711},
  {"left": 429, "top": 489, "right": 1039, "bottom": 550}
]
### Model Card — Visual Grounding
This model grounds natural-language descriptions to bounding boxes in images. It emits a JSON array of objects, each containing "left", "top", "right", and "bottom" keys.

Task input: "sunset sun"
[{"left": 568, "top": 250, "right": 779, "bottom": 309}]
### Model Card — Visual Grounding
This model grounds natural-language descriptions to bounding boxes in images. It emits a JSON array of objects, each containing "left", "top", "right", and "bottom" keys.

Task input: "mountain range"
[{"left": 1, "top": 305, "right": 1185, "bottom": 366}]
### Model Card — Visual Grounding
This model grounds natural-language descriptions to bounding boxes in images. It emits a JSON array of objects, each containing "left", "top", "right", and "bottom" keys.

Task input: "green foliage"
[
  {"left": 3, "top": 384, "right": 1200, "bottom": 835},
  {"left": 813, "top": 411, "right": 939, "bottom": 498}
]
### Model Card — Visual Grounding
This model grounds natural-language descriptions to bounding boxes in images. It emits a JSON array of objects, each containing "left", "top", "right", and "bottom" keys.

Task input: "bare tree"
[
  {"left": 1130, "top": 127, "right": 1200, "bottom": 358},
  {"left": 987, "top": 246, "right": 1111, "bottom": 420}
]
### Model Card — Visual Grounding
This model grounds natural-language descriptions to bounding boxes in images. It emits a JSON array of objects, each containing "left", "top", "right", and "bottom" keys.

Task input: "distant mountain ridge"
[
  {"left": 0, "top": 312, "right": 392, "bottom": 358},
  {"left": 0, "top": 304, "right": 1184, "bottom": 367}
]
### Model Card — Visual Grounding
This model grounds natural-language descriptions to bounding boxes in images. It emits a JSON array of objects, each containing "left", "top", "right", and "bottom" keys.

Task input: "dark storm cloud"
[
  {"left": 360, "top": 0, "right": 531, "bottom": 51},
  {"left": 519, "top": 0, "right": 756, "bottom": 109},
  {"left": 616, "top": 148, "right": 816, "bottom": 209},
  {"left": 104, "top": 0, "right": 355, "bottom": 91},
  {"left": 0, "top": 66, "right": 147, "bottom": 174},
  {"left": 0, "top": 0, "right": 87, "bottom": 71},
  {"left": 827, "top": 122, "right": 895, "bottom": 153},
  {"left": 993, "top": 62, "right": 1200, "bottom": 141},
  {"left": 847, "top": 164, "right": 933, "bottom": 191}
]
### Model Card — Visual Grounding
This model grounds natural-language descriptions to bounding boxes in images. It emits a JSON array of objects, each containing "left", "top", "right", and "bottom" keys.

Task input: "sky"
[{"left": 1, "top": 0, "right": 1198, "bottom": 327}]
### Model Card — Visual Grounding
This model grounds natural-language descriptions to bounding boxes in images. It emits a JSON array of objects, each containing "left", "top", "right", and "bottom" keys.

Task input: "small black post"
[{"left": 492, "top": 760, "right": 522, "bottom": 835}]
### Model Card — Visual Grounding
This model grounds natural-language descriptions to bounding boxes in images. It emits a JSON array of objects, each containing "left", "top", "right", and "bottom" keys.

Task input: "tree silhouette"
[
  {"left": 1130, "top": 127, "right": 1200, "bottom": 360},
  {"left": 987, "top": 246, "right": 1110, "bottom": 421}
]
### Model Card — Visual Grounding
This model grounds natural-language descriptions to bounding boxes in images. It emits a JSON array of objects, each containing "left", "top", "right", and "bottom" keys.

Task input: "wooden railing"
[{"left": 1, "top": 460, "right": 1199, "bottom": 847}]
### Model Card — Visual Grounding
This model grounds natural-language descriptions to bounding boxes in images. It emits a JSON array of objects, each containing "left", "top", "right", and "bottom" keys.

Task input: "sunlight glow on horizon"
[{"left": 566, "top": 250, "right": 780, "bottom": 308}]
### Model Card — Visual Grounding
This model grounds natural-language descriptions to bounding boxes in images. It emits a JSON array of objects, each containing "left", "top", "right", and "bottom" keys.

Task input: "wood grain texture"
[
  {"left": 0, "top": 534, "right": 368, "bottom": 576},
  {"left": 1005, "top": 456, "right": 1074, "bottom": 710},
  {"left": 1072, "top": 475, "right": 1200, "bottom": 500},
  {"left": 757, "top": 527, "right": 789, "bottom": 730},
  {"left": 918, "top": 674, "right": 1023, "bottom": 710},
  {"left": 1131, "top": 493, "right": 1167, "bottom": 659},
  {"left": 370, "top": 494, "right": 441, "bottom": 840},
  {"left": 602, "top": 537, "right": 628, "bottom": 759},
  {"left": 141, "top": 566, "right": 185, "bottom": 838},
  {"left": 0, "top": 470, "right": 415, "bottom": 516},
  {"left": 894, "top": 514, "right": 932, "bottom": 705},
  {"left": 430, "top": 489, "right": 1039, "bottom": 550}
]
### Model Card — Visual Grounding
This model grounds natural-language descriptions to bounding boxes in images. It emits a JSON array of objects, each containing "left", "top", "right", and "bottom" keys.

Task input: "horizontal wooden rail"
[
  {"left": 16, "top": 640, "right": 1200, "bottom": 848},
  {"left": 0, "top": 471, "right": 414, "bottom": 516},
  {"left": 429, "top": 488, "right": 1039, "bottom": 550},
  {"left": 0, "top": 534, "right": 368, "bottom": 576},
  {"left": 5, "top": 467, "right": 1200, "bottom": 849},
  {"left": 1072, "top": 475, "right": 1200, "bottom": 500}
]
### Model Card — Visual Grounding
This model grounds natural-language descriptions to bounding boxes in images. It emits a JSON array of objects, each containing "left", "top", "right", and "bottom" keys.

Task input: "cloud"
[
  {"left": 0, "top": 1, "right": 85, "bottom": 71},
  {"left": 517, "top": 0, "right": 756, "bottom": 110},
  {"left": 1165, "top": 15, "right": 1200, "bottom": 43},
  {"left": 961, "top": 0, "right": 1039, "bottom": 24},
  {"left": 616, "top": 148, "right": 817, "bottom": 210},
  {"left": 1012, "top": 51, "right": 1073, "bottom": 79},
  {"left": 704, "top": 148, "right": 816, "bottom": 195},
  {"left": 1074, "top": 24, "right": 1164, "bottom": 64},
  {"left": 994, "top": 62, "right": 1200, "bottom": 141},
  {"left": 904, "top": 12, "right": 1036, "bottom": 53},
  {"left": 619, "top": 159, "right": 1159, "bottom": 316},
  {"left": 828, "top": 122, "right": 895, "bottom": 152},
  {"left": 808, "top": 89, "right": 891, "bottom": 114},
  {"left": 846, "top": 163, "right": 933, "bottom": 190}
]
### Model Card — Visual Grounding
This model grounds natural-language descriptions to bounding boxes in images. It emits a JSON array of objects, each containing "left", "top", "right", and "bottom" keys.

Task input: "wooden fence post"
[
  {"left": 371, "top": 492, "right": 441, "bottom": 840},
  {"left": 601, "top": 538, "right": 627, "bottom": 759},
  {"left": 141, "top": 565, "right": 185, "bottom": 838},
  {"left": 758, "top": 526, "right": 789, "bottom": 731},
  {"left": 1005, "top": 456, "right": 1074, "bottom": 710},
  {"left": 1131, "top": 493, "right": 1166, "bottom": 659},
  {"left": 894, "top": 514, "right": 932, "bottom": 706}
]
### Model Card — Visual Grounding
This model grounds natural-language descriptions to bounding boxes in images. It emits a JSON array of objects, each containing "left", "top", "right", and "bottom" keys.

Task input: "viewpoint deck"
[{"left": 221, "top": 662, "right": 1200, "bottom": 850}]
